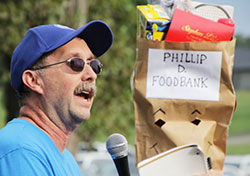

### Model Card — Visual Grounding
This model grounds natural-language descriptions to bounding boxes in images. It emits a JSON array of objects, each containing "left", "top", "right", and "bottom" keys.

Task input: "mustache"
[{"left": 74, "top": 82, "right": 97, "bottom": 98}]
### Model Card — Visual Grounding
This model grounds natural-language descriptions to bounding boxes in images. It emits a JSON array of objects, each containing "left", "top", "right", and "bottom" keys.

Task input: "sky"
[{"left": 198, "top": 0, "right": 250, "bottom": 37}]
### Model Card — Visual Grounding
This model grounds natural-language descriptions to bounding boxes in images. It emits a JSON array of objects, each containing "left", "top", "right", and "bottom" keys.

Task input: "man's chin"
[
  {"left": 72, "top": 114, "right": 90, "bottom": 124},
  {"left": 77, "top": 110, "right": 91, "bottom": 120}
]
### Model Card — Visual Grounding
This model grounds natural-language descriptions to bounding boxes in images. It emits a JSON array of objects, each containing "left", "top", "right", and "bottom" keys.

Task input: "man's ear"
[{"left": 22, "top": 70, "right": 44, "bottom": 95}]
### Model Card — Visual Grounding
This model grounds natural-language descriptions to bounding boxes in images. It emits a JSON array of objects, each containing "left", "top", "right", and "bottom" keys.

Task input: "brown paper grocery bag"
[{"left": 133, "top": 37, "right": 236, "bottom": 170}]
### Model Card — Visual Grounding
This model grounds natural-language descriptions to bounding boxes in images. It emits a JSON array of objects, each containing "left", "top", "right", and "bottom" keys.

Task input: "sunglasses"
[{"left": 30, "top": 57, "right": 102, "bottom": 74}]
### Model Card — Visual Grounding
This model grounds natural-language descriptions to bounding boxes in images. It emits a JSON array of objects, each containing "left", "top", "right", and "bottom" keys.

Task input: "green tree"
[
  {"left": 77, "top": 0, "right": 139, "bottom": 144},
  {"left": 235, "top": 34, "right": 250, "bottom": 48}
]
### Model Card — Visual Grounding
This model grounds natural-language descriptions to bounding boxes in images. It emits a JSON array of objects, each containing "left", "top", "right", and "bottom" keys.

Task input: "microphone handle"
[{"left": 113, "top": 156, "right": 131, "bottom": 176}]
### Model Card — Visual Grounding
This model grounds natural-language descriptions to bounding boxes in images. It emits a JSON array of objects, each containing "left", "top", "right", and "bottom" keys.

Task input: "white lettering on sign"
[{"left": 146, "top": 49, "right": 222, "bottom": 101}]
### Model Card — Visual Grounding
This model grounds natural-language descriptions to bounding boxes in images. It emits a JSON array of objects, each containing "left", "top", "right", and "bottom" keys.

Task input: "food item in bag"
[
  {"left": 137, "top": 4, "right": 171, "bottom": 41},
  {"left": 165, "top": 8, "right": 235, "bottom": 42}
]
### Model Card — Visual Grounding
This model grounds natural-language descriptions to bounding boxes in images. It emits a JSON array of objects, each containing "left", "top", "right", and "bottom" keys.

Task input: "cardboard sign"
[{"left": 146, "top": 49, "right": 222, "bottom": 101}]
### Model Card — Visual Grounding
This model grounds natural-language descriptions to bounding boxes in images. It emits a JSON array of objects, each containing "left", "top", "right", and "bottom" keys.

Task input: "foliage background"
[
  {"left": 78, "top": 0, "right": 137, "bottom": 143},
  {"left": 0, "top": 0, "right": 250, "bottom": 148}
]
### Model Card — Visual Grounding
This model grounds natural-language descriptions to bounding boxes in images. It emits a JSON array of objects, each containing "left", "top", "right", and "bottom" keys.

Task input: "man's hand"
[{"left": 193, "top": 170, "right": 224, "bottom": 176}]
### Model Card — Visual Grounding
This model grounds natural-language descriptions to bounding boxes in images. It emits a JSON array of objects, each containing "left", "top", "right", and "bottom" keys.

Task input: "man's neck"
[{"left": 19, "top": 105, "right": 71, "bottom": 153}]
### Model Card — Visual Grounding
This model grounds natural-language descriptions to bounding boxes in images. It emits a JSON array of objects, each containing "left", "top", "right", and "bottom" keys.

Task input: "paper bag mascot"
[{"left": 133, "top": 38, "right": 236, "bottom": 170}]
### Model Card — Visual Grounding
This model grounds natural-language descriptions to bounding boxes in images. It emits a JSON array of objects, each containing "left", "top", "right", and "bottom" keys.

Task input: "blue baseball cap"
[{"left": 11, "top": 20, "right": 113, "bottom": 95}]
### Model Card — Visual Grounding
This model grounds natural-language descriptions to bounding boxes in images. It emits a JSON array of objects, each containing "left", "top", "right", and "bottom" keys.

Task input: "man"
[{"left": 0, "top": 20, "right": 113, "bottom": 175}]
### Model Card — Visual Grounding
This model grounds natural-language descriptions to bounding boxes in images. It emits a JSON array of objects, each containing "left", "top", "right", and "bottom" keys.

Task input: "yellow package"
[{"left": 137, "top": 4, "right": 170, "bottom": 41}]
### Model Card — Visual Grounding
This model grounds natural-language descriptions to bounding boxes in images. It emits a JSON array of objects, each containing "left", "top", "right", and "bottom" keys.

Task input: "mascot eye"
[
  {"left": 191, "top": 109, "right": 201, "bottom": 126},
  {"left": 154, "top": 119, "right": 166, "bottom": 128},
  {"left": 153, "top": 108, "right": 166, "bottom": 128},
  {"left": 191, "top": 109, "right": 201, "bottom": 115}
]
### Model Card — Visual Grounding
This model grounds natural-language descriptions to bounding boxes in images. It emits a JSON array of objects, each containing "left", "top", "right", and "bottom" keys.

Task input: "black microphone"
[{"left": 106, "top": 133, "right": 131, "bottom": 176}]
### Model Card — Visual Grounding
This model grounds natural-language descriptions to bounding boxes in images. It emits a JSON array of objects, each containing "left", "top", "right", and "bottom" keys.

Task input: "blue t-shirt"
[{"left": 0, "top": 118, "right": 81, "bottom": 176}]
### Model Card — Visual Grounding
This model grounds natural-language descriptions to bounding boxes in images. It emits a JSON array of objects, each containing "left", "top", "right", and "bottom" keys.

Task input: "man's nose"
[{"left": 81, "top": 63, "right": 97, "bottom": 82}]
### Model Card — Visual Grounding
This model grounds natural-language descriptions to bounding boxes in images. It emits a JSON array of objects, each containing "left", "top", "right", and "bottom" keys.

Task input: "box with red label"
[{"left": 165, "top": 8, "right": 234, "bottom": 42}]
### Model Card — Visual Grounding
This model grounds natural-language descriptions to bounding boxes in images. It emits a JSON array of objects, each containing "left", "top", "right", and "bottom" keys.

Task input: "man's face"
[{"left": 40, "top": 38, "right": 97, "bottom": 131}]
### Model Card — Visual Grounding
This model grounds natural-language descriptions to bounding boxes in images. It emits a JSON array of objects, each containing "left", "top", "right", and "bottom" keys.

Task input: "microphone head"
[{"left": 106, "top": 133, "right": 128, "bottom": 159}]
